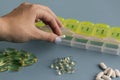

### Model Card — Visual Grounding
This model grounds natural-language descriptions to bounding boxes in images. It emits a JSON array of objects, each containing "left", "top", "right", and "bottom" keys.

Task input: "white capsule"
[
  {"left": 95, "top": 77, "right": 102, "bottom": 80},
  {"left": 106, "top": 68, "right": 113, "bottom": 77},
  {"left": 115, "top": 69, "right": 120, "bottom": 77},
  {"left": 111, "top": 70, "right": 116, "bottom": 78},
  {"left": 99, "top": 62, "right": 107, "bottom": 70},
  {"left": 96, "top": 72, "right": 104, "bottom": 78},
  {"left": 104, "top": 67, "right": 111, "bottom": 74},
  {"left": 102, "top": 75, "right": 111, "bottom": 80}
]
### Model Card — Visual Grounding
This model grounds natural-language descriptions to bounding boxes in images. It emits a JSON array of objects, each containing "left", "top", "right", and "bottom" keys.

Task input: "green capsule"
[
  {"left": 7, "top": 59, "right": 22, "bottom": 71},
  {"left": 8, "top": 64, "right": 22, "bottom": 72},
  {"left": 4, "top": 48, "right": 18, "bottom": 56},
  {"left": 20, "top": 56, "right": 38, "bottom": 67},
  {"left": 0, "top": 57, "right": 8, "bottom": 72},
  {"left": 0, "top": 66, "right": 8, "bottom": 72},
  {"left": 18, "top": 50, "right": 29, "bottom": 59}
]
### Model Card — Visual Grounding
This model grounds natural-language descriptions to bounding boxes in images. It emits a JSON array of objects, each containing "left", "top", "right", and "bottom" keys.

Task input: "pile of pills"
[
  {"left": 96, "top": 62, "right": 120, "bottom": 80},
  {"left": 50, "top": 57, "right": 76, "bottom": 75},
  {"left": 0, "top": 48, "right": 38, "bottom": 72}
]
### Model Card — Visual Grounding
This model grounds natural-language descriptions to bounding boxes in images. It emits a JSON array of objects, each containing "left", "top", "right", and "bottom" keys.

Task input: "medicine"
[
  {"left": 104, "top": 67, "right": 111, "bottom": 74},
  {"left": 115, "top": 69, "right": 120, "bottom": 77},
  {"left": 107, "top": 68, "right": 113, "bottom": 77},
  {"left": 96, "top": 77, "right": 102, "bottom": 80},
  {"left": 102, "top": 75, "right": 111, "bottom": 80},
  {"left": 111, "top": 70, "right": 116, "bottom": 78},
  {"left": 96, "top": 72, "right": 104, "bottom": 78},
  {"left": 99, "top": 62, "right": 107, "bottom": 70},
  {"left": 59, "top": 35, "right": 66, "bottom": 38}
]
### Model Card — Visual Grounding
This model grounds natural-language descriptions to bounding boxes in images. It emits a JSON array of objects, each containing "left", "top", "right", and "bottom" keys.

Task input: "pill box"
[{"left": 36, "top": 17, "right": 120, "bottom": 55}]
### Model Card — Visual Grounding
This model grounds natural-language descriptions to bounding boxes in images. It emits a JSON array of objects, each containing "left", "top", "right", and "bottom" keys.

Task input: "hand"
[{"left": 0, "top": 2, "right": 62, "bottom": 42}]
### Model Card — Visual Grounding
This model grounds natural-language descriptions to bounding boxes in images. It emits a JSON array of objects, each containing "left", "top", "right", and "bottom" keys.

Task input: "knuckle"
[
  {"left": 44, "top": 6, "right": 50, "bottom": 10},
  {"left": 21, "top": 2, "right": 30, "bottom": 5},
  {"left": 30, "top": 4, "right": 38, "bottom": 10}
]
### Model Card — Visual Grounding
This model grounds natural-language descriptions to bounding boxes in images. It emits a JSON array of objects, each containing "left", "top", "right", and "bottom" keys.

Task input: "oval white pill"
[
  {"left": 96, "top": 72, "right": 104, "bottom": 78},
  {"left": 115, "top": 69, "right": 120, "bottom": 77},
  {"left": 99, "top": 62, "right": 107, "bottom": 70},
  {"left": 107, "top": 68, "right": 113, "bottom": 77},
  {"left": 104, "top": 67, "right": 111, "bottom": 74},
  {"left": 102, "top": 75, "right": 111, "bottom": 80},
  {"left": 96, "top": 77, "right": 102, "bottom": 80},
  {"left": 111, "top": 70, "right": 116, "bottom": 78}
]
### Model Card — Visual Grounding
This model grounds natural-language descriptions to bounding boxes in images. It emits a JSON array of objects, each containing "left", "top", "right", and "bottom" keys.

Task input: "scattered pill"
[
  {"left": 96, "top": 77, "right": 102, "bottom": 80},
  {"left": 104, "top": 67, "right": 111, "bottom": 74},
  {"left": 96, "top": 72, "right": 104, "bottom": 78},
  {"left": 99, "top": 62, "right": 107, "bottom": 70},
  {"left": 115, "top": 69, "right": 120, "bottom": 77},
  {"left": 0, "top": 48, "right": 38, "bottom": 72},
  {"left": 59, "top": 35, "right": 66, "bottom": 38},
  {"left": 111, "top": 70, "right": 116, "bottom": 78},
  {"left": 50, "top": 64, "right": 54, "bottom": 69},
  {"left": 102, "top": 75, "right": 111, "bottom": 80},
  {"left": 50, "top": 57, "right": 76, "bottom": 75},
  {"left": 107, "top": 68, "right": 113, "bottom": 77}
]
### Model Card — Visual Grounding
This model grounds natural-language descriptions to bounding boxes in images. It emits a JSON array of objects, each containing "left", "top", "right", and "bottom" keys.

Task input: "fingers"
[
  {"left": 32, "top": 28, "right": 58, "bottom": 42},
  {"left": 38, "top": 5, "right": 63, "bottom": 28},
  {"left": 20, "top": 2, "right": 63, "bottom": 36},
  {"left": 36, "top": 9, "right": 62, "bottom": 36}
]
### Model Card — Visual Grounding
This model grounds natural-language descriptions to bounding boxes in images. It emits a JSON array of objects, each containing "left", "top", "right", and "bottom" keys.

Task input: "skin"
[{"left": 0, "top": 2, "right": 63, "bottom": 43}]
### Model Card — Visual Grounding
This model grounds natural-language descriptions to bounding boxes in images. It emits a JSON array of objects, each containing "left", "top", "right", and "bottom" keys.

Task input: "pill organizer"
[{"left": 35, "top": 17, "right": 120, "bottom": 55}]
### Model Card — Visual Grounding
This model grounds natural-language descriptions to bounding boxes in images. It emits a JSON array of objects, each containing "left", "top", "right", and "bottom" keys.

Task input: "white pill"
[
  {"left": 96, "top": 72, "right": 104, "bottom": 78},
  {"left": 58, "top": 71, "right": 62, "bottom": 75},
  {"left": 111, "top": 70, "right": 116, "bottom": 78},
  {"left": 104, "top": 67, "right": 111, "bottom": 74},
  {"left": 96, "top": 77, "right": 102, "bottom": 80},
  {"left": 107, "top": 68, "right": 113, "bottom": 77},
  {"left": 102, "top": 75, "right": 111, "bottom": 80},
  {"left": 50, "top": 64, "right": 54, "bottom": 69},
  {"left": 99, "top": 62, "right": 107, "bottom": 70},
  {"left": 59, "top": 35, "right": 66, "bottom": 38},
  {"left": 115, "top": 69, "right": 120, "bottom": 77}
]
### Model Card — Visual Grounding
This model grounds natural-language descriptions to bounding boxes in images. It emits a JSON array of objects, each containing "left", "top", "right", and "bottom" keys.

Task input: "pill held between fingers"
[
  {"left": 99, "top": 62, "right": 107, "bottom": 70},
  {"left": 115, "top": 69, "right": 120, "bottom": 77},
  {"left": 59, "top": 35, "right": 66, "bottom": 38},
  {"left": 96, "top": 72, "right": 104, "bottom": 78},
  {"left": 102, "top": 75, "right": 111, "bottom": 80},
  {"left": 107, "top": 68, "right": 113, "bottom": 77},
  {"left": 111, "top": 70, "right": 116, "bottom": 78},
  {"left": 104, "top": 67, "right": 111, "bottom": 74}
]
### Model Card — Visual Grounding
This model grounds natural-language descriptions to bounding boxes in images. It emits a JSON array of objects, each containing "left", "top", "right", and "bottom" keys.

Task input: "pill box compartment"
[
  {"left": 71, "top": 36, "right": 88, "bottom": 49},
  {"left": 60, "top": 35, "right": 73, "bottom": 46},
  {"left": 102, "top": 43, "right": 120, "bottom": 55},
  {"left": 86, "top": 40, "right": 104, "bottom": 52}
]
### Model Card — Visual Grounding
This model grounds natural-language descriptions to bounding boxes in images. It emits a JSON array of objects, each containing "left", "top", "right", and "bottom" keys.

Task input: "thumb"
[{"left": 33, "top": 28, "right": 58, "bottom": 42}]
